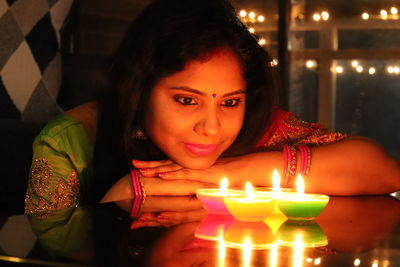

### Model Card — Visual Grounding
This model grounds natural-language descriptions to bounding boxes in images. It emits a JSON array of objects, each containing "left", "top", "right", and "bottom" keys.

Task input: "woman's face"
[{"left": 145, "top": 48, "right": 246, "bottom": 169}]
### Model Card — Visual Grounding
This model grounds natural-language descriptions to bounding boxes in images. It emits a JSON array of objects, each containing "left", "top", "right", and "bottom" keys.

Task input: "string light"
[
  {"left": 321, "top": 11, "right": 330, "bottom": 21},
  {"left": 314, "top": 258, "right": 321, "bottom": 265},
  {"left": 356, "top": 66, "right": 364, "bottom": 72},
  {"left": 313, "top": 13, "right": 321, "bottom": 21},
  {"left": 391, "top": 7, "right": 398, "bottom": 15},
  {"left": 248, "top": 27, "right": 255, "bottom": 33},
  {"left": 372, "top": 260, "right": 379, "bottom": 267},
  {"left": 335, "top": 66, "right": 344, "bottom": 73},
  {"left": 249, "top": 11, "right": 256, "bottom": 19},
  {"left": 362, "top": 12, "right": 369, "bottom": 20},
  {"left": 351, "top": 60, "right": 359, "bottom": 68},
  {"left": 306, "top": 258, "right": 313, "bottom": 263},
  {"left": 354, "top": 258, "right": 361, "bottom": 266},
  {"left": 306, "top": 60, "right": 317, "bottom": 69},
  {"left": 270, "top": 59, "right": 279, "bottom": 66},
  {"left": 258, "top": 38, "right": 266, "bottom": 45},
  {"left": 380, "top": 9, "right": 388, "bottom": 19},
  {"left": 394, "top": 66, "right": 400, "bottom": 74},
  {"left": 368, "top": 67, "right": 376, "bottom": 75},
  {"left": 388, "top": 66, "right": 394, "bottom": 74},
  {"left": 257, "top": 15, "right": 265, "bottom": 22},
  {"left": 239, "top": 10, "right": 247, "bottom": 18}
]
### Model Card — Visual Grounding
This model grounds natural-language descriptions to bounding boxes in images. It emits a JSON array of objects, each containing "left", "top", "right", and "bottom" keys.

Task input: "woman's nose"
[{"left": 194, "top": 106, "right": 221, "bottom": 137}]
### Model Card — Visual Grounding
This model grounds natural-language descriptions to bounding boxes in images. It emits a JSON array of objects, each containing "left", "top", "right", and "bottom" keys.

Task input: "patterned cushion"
[{"left": 0, "top": 0, "right": 73, "bottom": 123}]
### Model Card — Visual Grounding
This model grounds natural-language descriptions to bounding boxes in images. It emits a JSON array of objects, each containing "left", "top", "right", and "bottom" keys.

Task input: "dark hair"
[{"left": 92, "top": 0, "right": 279, "bottom": 202}]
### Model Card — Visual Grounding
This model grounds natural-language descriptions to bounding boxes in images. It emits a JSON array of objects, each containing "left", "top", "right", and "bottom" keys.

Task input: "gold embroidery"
[
  {"left": 25, "top": 158, "right": 80, "bottom": 218},
  {"left": 264, "top": 113, "right": 349, "bottom": 149}
]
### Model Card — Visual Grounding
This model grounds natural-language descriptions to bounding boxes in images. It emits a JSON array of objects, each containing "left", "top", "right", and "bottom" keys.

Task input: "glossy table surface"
[{"left": 0, "top": 192, "right": 399, "bottom": 267}]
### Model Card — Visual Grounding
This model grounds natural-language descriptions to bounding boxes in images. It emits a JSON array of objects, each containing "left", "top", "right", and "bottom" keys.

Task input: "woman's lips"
[{"left": 183, "top": 143, "right": 218, "bottom": 156}]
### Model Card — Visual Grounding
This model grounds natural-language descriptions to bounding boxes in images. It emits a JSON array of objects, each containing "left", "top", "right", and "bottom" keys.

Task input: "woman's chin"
[{"left": 176, "top": 157, "right": 217, "bottom": 170}]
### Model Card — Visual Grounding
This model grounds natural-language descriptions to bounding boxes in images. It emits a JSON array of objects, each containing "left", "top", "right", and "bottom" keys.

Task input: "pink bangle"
[
  {"left": 298, "top": 145, "right": 311, "bottom": 178},
  {"left": 282, "top": 144, "right": 297, "bottom": 188},
  {"left": 130, "top": 169, "right": 145, "bottom": 218}
]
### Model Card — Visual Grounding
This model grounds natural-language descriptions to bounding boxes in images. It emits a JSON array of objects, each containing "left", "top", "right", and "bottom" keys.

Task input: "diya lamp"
[
  {"left": 196, "top": 178, "right": 242, "bottom": 215},
  {"left": 224, "top": 182, "right": 276, "bottom": 222},
  {"left": 276, "top": 175, "right": 330, "bottom": 221}
]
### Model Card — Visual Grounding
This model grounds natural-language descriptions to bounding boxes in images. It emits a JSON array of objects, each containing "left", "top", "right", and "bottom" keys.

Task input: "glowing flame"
[
  {"left": 217, "top": 230, "right": 226, "bottom": 267},
  {"left": 297, "top": 175, "right": 305, "bottom": 195},
  {"left": 220, "top": 178, "right": 228, "bottom": 196},
  {"left": 245, "top": 182, "right": 255, "bottom": 200},
  {"left": 293, "top": 234, "right": 304, "bottom": 267},
  {"left": 272, "top": 169, "right": 281, "bottom": 192},
  {"left": 270, "top": 243, "right": 278, "bottom": 267},
  {"left": 242, "top": 237, "right": 252, "bottom": 267}
]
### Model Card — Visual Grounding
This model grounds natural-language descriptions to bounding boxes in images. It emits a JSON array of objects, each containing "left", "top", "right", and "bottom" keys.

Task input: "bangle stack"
[
  {"left": 130, "top": 168, "right": 146, "bottom": 219},
  {"left": 282, "top": 144, "right": 312, "bottom": 188}
]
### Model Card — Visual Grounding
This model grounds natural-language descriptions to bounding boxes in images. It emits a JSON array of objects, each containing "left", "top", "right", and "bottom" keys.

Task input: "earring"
[{"left": 132, "top": 128, "right": 147, "bottom": 140}]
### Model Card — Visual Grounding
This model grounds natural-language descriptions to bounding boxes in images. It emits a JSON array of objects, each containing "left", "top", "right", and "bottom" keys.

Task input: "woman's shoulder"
[{"left": 38, "top": 102, "right": 98, "bottom": 142}]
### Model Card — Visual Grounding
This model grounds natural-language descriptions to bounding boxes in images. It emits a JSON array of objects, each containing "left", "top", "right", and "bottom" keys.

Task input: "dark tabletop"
[{"left": 1, "top": 193, "right": 399, "bottom": 267}]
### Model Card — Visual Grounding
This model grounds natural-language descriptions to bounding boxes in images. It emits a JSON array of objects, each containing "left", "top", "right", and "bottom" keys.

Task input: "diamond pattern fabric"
[{"left": 0, "top": 0, "right": 73, "bottom": 122}]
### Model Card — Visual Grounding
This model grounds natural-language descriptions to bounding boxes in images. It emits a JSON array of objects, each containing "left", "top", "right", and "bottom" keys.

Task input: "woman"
[{"left": 25, "top": 0, "right": 400, "bottom": 218}]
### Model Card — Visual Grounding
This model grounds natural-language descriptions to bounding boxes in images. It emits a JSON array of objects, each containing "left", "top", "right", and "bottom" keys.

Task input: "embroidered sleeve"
[
  {"left": 25, "top": 136, "right": 81, "bottom": 218},
  {"left": 263, "top": 112, "right": 349, "bottom": 150}
]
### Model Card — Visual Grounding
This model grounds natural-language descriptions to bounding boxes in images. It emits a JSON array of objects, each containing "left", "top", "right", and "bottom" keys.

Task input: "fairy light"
[
  {"left": 336, "top": 66, "right": 344, "bottom": 73},
  {"left": 356, "top": 66, "right": 364, "bottom": 73},
  {"left": 321, "top": 11, "right": 330, "bottom": 21},
  {"left": 362, "top": 12, "right": 369, "bottom": 20},
  {"left": 239, "top": 10, "right": 247, "bottom": 18},
  {"left": 306, "top": 258, "right": 313, "bottom": 263},
  {"left": 257, "top": 15, "right": 265, "bottom": 22},
  {"left": 387, "top": 66, "right": 394, "bottom": 74},
  {"left": 248, "top": 27, "right": 255, "bottom": 33},
  {"left": 249, "top": 11, "right": 256, "bottom": 19},
  {"left": 314, "top": 258, "right": 321, "bottom": 265},
  {"left": 258, "top": 38, "right": 266, "bottom": 45},
  {"left": 306, "top": 60, "right": 317, "bottom": 69},
  {"left": 354, "top": 258, "right": 361, "bottom": 266},
  {"left": 380, "top": 9, "right": 388, "bottom": 19},
  {"left": 271, "top": 59, "right": 279, "bottom": 66},
  {"left": 368, "top": 67, "right": 376, "bottom": 75},
  {"left": 372, "top": 260, "right": 378, "bottom": 267},
  {"left": 394, "top": 66, "right": 400, "bottom": 74},
  {"left": 351, "top": 60, "right": 359, "bottom": 68},
  {"left": 391, "top": 7, "right": 398, "bottom": 15},
  {"left": 313, "top": 13, "right": 321, "bottom": 21}
]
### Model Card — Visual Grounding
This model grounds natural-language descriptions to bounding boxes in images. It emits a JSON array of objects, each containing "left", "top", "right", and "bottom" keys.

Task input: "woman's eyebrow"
[{"left": 169, "top": 86, "right": 246, "bottom": 97}]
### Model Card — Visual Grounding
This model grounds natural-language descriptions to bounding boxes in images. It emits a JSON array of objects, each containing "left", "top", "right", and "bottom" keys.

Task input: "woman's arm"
[{"left": 134, "top": 137, "right": 400, "bottom": 195}]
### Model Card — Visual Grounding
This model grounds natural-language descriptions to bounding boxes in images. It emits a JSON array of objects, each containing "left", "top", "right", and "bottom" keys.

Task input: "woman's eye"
[
  {"left": 221, "top": 99, "right": 240, "bottom": 107},
  {"left": 174, "top": 96, "right": 197, "bottom": 105}
]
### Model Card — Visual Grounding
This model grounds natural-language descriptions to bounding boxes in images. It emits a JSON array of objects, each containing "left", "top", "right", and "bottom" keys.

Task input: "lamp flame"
[
  {"left": 297, "top": 175, "right": 305, "bottom": 195},
  {"left": 220, "top": 178, "right": 228, "bottom": 196},
  {"left": 245, "top": 182, "right": 255, "bottom": 199},
  {"left": 272, "top": 169, "right": 281, "bottom": 192}
]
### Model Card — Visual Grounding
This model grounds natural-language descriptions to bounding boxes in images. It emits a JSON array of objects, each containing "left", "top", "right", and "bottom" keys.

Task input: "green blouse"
[{"left": 25, "top": 114, "right": 94, "bottom": 217}]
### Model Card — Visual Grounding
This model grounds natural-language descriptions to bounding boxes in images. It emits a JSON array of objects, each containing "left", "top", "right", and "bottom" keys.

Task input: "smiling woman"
[
  {"left": 24, "top": 0, "right": 399, "bottom": 219},
  {"left": 145, "top": 47, "right": 246, "bottom": 169}
]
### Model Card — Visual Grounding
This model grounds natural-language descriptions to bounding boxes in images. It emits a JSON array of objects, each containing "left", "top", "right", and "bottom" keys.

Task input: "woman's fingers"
[
  {"left": 142, "top": 177, "right": 213, "bottom": 196},
  {"left": 140, "top": 163, "right": 183, "bottom": 177},
  {"left": 158, "top": 169, "right": 221, "bottom": 185},
  {"left": 142, "top": 196, "right": 203, "bottom": 213},
  {"left": 132, "top": 159, "right": 174, "bottom": 168},
  {"left": 131, "top": 209, "right": 207, "bottom": 229}
]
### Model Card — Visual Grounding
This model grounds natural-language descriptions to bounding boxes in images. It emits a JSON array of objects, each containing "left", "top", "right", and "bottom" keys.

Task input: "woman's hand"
[
  {"left": 133, "top": 157, "right": 257, "bottom": 187},
  {"left": 131, "top": 196, "right": 206, "bottom": 229},
  {"left": 101, "top": 173, "right": 214, "bottom": 203}
]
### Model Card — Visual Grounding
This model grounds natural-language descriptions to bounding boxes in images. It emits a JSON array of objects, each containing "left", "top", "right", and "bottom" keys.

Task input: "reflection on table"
[{"left": 0, "top": 195, "right": 399, "bottom": 266}]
